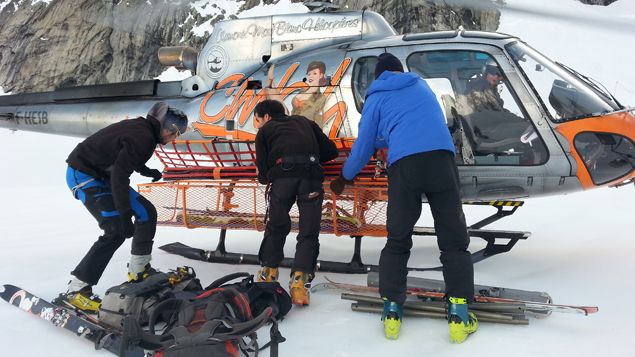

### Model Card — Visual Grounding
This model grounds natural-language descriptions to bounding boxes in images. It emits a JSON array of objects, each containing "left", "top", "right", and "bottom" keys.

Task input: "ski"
[
  {"left": 1, "top": 284, "right": 145, "bottom": 357},
  {"left": 367, "top": 271, "right": 552, "bottom": 305},
  {"left": 320, "top": 278, "right": 599, "bottom": 316}
]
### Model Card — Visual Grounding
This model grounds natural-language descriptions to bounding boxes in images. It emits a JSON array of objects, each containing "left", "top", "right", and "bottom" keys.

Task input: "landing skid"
[{"left": 159, "top": 200, "right": 529, "bottom": 274}]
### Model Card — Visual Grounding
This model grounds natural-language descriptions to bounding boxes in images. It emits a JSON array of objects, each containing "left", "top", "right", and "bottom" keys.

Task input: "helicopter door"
[
  {"left": 341, "top": 48, "right": 385, "bottom": 138},
  {"left": 402, "top": 48, "right": 549, "bottom": 167},
  {"left": 397, "top": 44, "right": 560, "bottom": 199}
]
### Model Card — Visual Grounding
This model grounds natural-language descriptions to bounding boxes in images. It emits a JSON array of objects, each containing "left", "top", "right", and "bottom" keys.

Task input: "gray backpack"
[{"left": 98, "top": 267, "right": 201, "bottom": 330}]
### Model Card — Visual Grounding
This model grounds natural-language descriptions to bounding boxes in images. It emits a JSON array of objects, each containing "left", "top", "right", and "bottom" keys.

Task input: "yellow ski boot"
[
  {"left": 55, "top": 286, "right": 102, "bottom": 314},
  {"left": 382, "top": 298, "right": 403, "bottom": 340},
  {"left": 448, "top": 296, "right": 478, "bottom": 343},
  {"left": 289, "top": 271, "right": 312, "bottom": 306},
  {"left": 257, "top": 266, "right": 279, "bottom": 283},
  {"left": 128, "top": 264, "right": 158, "bottom": 282}
]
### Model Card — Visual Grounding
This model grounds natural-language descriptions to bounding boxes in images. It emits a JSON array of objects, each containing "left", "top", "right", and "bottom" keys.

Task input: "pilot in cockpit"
[{"left": 465, "top": 59, "right": 505, "bottom": 112}]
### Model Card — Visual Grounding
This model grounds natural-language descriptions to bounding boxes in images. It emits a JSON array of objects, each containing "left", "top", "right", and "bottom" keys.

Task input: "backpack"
[
  {"left": 119, "top": 272, "right": 292, "bottom": 357},
  {"left": 99, "top": 267, "right": 202, "bottom": 330}
]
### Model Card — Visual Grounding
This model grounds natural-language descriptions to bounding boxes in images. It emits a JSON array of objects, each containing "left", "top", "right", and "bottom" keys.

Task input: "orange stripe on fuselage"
[
  {"left": 192, "top": 122, "right": 256, "bottom": 140},
  {"left": 555, "top": 112, "right": 635, "bottom": 188}
]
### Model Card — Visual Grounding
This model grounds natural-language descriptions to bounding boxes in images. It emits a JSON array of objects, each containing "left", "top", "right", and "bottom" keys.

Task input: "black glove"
[
  {"left": 120, "top": 213, "right": 135, "bottom": 238},
  {"left": 145, "top": 169, "right": 162, "bottom": 182},
  {"left": 330, "top": 175, "right": 352, "bottom": 195}
]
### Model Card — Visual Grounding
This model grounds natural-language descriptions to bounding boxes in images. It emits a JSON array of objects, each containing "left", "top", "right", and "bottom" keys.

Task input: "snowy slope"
[{"left": 1, "top": 1, "right": 635, "bottom": 356}]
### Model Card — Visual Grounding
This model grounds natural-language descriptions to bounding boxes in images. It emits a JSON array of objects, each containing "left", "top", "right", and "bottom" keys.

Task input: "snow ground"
[{"left": 1, "top": 1, "right": 634, "bottom": 356}]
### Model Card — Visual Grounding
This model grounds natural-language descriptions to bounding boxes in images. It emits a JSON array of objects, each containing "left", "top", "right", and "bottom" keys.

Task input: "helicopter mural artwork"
[{"left": 0, "top": 8, "right": 633, "bottom": 273}]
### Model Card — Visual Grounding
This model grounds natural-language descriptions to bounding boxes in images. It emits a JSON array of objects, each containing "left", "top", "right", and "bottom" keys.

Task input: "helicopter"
[{"left": 0, "top": 4, "right": 634, "bottom": 274}]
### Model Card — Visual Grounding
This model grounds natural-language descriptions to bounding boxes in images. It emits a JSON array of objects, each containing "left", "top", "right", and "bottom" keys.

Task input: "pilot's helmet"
[
  {"left": 484, "top": 59, "right": 501, "bottom": 77},
  {"left": 147, "top": 102, "right": 189, "bottom": 135}
]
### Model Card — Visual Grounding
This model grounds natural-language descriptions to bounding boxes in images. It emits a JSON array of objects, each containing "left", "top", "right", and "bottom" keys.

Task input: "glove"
[
  {"left": 120, "top": 213, "right": 135, "bottom": 238},
  {"left": 330, "top": 175, "right": 353, "bottom": 196},
  {"left": 144, "top": 169, "right": 162, "bottom": 182}
]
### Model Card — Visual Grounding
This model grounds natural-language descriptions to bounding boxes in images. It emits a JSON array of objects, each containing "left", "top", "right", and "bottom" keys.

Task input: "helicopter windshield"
[{"left": 507, "top": 42, "right": 618, "bottom": 122}]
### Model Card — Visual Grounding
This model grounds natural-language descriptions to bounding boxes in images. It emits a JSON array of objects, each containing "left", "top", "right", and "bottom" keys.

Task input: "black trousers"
[
  {"left": 380, "top": 150, "right": 474, "bottom": 305},
  {"left": 258, "top": 177, "right": 324, "bottom": 274},
  {"left": 67, "top": 168, "right": 157, "bottom": 285}
]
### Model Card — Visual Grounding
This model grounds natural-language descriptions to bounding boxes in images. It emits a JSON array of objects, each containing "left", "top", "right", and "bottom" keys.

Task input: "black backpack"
[{"left": 120, "top": 272, "right": 292, "bottom": 357}]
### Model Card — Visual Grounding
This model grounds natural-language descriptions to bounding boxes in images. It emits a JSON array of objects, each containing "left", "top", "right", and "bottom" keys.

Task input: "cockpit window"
[
  {"left": 351, "top": 56, "right": 378, "bottom": 113},
  {"left": 507, "top": 42, "right": 618, "bottom": 122},
  {"left": 407, "top": 49, "right": 548, "bottom": 167},
  {"left": 574, "top": 132, "right": 635, "bottom": 185}
]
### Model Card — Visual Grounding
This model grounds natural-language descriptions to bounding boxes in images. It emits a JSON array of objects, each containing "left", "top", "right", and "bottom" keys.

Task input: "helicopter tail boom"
[{"left": 0, "top": 80, "right": 183, "bottom": 136}]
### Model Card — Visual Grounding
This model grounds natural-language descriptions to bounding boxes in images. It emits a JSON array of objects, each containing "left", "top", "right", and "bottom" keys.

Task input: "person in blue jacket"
[{"left": 330, "top": 53, "right": 477, "bottom": 343}]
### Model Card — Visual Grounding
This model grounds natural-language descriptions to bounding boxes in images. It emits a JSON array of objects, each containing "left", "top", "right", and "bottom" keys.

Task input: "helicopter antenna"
[{"left": 304, "top": 1, "right": 340, "bottom": 13}]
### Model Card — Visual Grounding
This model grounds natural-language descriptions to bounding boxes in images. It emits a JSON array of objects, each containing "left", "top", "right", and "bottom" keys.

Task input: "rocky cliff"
[
  {"left": 0, "top": 0, "right": 500, "bottom": 93},
  {"left": 578, "top": 0, "right": 617, "bottom": 5}
]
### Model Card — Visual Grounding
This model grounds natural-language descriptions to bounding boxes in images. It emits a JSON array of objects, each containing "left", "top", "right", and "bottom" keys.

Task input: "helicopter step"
[
  {"left": 159, "top": 199, "right": 530, "bottom": 274},
  {"left": 410, "top": 200, "right": 530, "bottom": 271}
]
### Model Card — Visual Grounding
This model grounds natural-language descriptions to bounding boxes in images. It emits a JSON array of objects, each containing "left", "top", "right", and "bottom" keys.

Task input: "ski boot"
[
  {"left": 257, "top": 266, "right": 279, "bottom": 283},
  {"left": 128, "top": 263, "right": 159, "bottom": 282},
  {"left": 382, "top": 298, "right": 403, "bottom": 340},
  {"left": 54, "top": 285, "right": 102, "bottom": 314},
  {"left": 448, "top": 296, "right": 478, "bottom": 343},
  {"left": 289, "top": 271, "right": 312, "bottom": 306}
]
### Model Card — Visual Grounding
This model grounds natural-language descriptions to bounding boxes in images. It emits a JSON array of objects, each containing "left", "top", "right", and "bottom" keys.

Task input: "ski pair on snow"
[{"left": 319, "top": 278, "right": 599, "bottom": 316}]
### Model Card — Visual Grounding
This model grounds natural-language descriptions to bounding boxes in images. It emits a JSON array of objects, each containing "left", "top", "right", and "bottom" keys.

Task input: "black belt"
[{"left": 274, "top": 154, "right": 319, "bottom": 166}]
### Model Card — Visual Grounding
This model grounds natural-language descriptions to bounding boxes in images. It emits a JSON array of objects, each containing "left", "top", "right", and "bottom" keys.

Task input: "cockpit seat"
[
  {"left": 451, "top": 94, "right": 531, "bottom": 155},
  {"left": 462, "top": 110, "right": 528, "bottom": 154}
]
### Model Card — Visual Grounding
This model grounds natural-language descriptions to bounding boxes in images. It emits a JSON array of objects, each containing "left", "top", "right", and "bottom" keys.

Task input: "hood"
[
  {"left": 366, "top": 71, "right": 419, "bottom": 97},
  {"left": 147, "top": 101, "right": 169, "bottom": 124},
  {"left": 145, "top": 102, "right": 166, "bottom": 142}
]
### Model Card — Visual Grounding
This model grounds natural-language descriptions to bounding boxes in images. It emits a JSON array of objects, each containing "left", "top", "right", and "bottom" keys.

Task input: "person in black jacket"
[
  {"left": 253, "top": 99, "right": 338, "bottom": 306},
  {"left": 58, "top": 102, "right": 188, "bottom": 313}
]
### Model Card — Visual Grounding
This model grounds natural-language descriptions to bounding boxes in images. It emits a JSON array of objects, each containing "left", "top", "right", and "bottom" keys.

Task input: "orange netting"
[
  {"left": 153, "top": 138, "right": 383, "bottom": 180},
  {"left": 139, "top": 178, "right": 389, "bottom": 237},
  {"left": 143, "top": 138, "right": 390, "bottom": 236}
]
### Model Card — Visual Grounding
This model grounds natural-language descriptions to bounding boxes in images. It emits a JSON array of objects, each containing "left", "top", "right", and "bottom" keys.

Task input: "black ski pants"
[
  {"left": 66, "top": 167, "right": 157, "bottom": 285},
  {"left": 380, "top": 150, "right": 474, "bottom": 305},
  {"left": 258, "top": 177, "right": 324, "bottom": 274}
]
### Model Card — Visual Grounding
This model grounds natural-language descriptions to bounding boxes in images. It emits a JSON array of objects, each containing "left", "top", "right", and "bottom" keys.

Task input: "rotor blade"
[{"left": 441, "top": 0, "right": 635, "bottom": 33}]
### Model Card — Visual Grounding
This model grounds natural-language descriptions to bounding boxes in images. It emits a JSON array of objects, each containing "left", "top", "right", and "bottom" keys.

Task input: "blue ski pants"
[{"left": 66, "top": 166, "right": 157, "bottom": 285}]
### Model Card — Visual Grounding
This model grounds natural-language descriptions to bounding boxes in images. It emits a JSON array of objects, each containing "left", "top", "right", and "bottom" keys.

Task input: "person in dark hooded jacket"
[
  {"left": 58, "top": 102, "right": 188, "bottom": 313},
  {"left": 330, "top": 53, "right": 477, "bottom": 343}
]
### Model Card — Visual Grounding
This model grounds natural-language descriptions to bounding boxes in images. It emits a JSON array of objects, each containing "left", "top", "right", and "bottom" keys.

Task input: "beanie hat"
[{"left": 374, "top": 53, "right": 404, "bottom": 79}]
